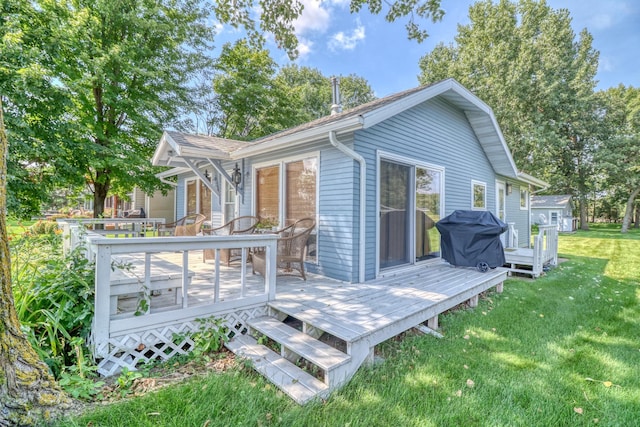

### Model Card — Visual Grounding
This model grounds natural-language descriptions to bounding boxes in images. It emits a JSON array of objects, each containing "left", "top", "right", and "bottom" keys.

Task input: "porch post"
[{"left": 93, "top": 243, "right": 112, "bottom": 357}]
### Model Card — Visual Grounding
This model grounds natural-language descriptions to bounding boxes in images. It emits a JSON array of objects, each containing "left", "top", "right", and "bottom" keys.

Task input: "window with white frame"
[
  {"left": 471, "top": 180, "right": 487, "bottom": 210},
  {"left": 520, "top": 187, "right": 529, "bottom": 210},
  {"left": 255, "top": 155, "right": 318, "bottom": 262}
]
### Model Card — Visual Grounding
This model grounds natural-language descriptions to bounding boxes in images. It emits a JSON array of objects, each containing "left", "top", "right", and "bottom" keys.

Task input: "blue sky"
[{"left": 213, "top": 0, "right": 639, "bottom": 98}]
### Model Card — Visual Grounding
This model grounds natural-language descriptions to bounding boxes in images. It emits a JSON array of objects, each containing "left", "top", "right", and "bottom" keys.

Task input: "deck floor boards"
[{"left": 111, "top": 251, "right": 506, "bottom": 344}]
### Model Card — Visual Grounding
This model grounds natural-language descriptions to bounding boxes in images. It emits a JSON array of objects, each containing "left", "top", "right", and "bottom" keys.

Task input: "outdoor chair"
[
  {"left": 252, "top": 217, "right": 316, "bottom": 280},
  {"left": 202, "top": 216, "right": 261, "bottom": 265},
  {"left": 158, "top": 213, "right": 207, "bottom": 236}
]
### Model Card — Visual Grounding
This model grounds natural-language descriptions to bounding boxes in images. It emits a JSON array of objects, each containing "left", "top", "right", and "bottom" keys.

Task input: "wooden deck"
[
  {"left": 61, "top": 220, "right": 508, "bottom": 403},
  {"left": 107, "top": 251, "right": 507, "bottom": 404},
  {"left": 504, "top": 225, "right": 558, "bottom": 278},
  {"left": 229, "top": 262, "right": 507, "bottom": 404}
]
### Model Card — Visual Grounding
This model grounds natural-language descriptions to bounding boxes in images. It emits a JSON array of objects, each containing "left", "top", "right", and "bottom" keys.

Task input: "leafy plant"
[
  {"left": 174, "top": 317, "right": 228, "bottom": 360},
  {"left": 116, "top": 367, "right": 144, "bottom": 397},
  {"left": 10, "top": 232, "right": 95, "bottom": 378}
]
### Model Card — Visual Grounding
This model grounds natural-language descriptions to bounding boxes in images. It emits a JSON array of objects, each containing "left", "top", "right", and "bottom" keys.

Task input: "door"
[
  {"left": 496, "top": 181, "right": 506, "bottom": 245},
  {"left": 379, "top": 160, "right": 411, "bottom": 269}
]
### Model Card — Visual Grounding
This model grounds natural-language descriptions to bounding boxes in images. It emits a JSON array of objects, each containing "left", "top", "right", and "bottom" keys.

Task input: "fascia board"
[{"left": 231, "top": 117, "right": 363, "bottom": 158}]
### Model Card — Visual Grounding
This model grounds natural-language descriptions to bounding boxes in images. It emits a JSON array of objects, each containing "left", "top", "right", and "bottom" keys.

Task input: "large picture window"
[{"left": 255, "top": 156, "right": 318, "bottom": 262}]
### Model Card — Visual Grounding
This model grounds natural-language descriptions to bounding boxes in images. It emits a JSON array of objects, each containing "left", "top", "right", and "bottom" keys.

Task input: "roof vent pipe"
[{"left": 330, "top": 77, "right": 342, "bottom": 115}]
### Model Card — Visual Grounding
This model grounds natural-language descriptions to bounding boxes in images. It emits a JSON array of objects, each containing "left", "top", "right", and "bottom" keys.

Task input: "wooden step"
[
  {"left": 226, "top": 334, "right": 329, "bottom": 405},
  {"left": 248, "top": 316, "right": 351, "bottom": 371}
]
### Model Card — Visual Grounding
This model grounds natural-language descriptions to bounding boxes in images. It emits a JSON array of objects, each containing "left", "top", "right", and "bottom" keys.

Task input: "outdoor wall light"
[
  {"left": 506, "top": 183, "right": 513, "bottom": 195},
  {"left": 204, "top": 169, "right": 210, "bottom": 181},
  {"left": 232, "top": 163, "right": 242, "bottom": 192}
]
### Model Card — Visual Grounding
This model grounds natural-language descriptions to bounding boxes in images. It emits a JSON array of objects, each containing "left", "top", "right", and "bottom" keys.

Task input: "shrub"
[
  {"left": 11, "top": 232, "right": 95, "bottom": 379},
  {"left": 28, "top": 220, "right": 61, "bottom": 235}
]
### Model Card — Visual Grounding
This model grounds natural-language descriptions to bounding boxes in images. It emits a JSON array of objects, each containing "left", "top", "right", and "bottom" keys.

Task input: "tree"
[
  {"left": 275, "top": 65, "right": 376, "bottom": 121},
  {"left": 0, "top": 97, "right": 71, "bottom": 427},
  {"left": 210, "top": 40, "right": 299, "bottom": 140},
  {"left": 205, "top": 46, "right": 376, "bottom": 140},
  {"left": 596, "top": 86, "right": 640, "bottom": 233},
  {"left": 418, "top": 0, "right": 599, "bottom": 229}
]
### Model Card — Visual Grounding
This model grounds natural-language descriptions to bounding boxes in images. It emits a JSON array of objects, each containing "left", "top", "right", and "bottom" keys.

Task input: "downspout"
[{"left": 329, "top": 131, "right": 366, "bottom": 283}]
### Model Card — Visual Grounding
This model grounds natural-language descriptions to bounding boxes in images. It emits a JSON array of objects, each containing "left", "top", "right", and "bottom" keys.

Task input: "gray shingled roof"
[
  {"left": 531, "top": 195, "right": 573, "bottom": 209},
  {"left": 165, "top": 130, "right": 249, "bottom": 156},
  {"left": 247, "top": 85, "right": 429, "bottom": 145}
]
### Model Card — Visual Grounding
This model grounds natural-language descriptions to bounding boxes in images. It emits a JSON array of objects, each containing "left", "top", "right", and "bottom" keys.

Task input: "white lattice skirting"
[{"left": 92, "top": 306, "right": 269, "bottom": 376}]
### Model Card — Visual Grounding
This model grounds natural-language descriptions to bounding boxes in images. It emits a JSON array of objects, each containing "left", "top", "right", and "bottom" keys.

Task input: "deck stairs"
[{"left": 225, "top": 310, "right": 374, "bottom": 405}]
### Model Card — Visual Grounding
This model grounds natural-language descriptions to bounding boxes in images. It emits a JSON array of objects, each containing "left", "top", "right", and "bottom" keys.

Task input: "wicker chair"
[
  {"left": 202, "top": 216, "right": 261, "bottom": 265},
  {"left": 252, "top": 217, "right": 316, "bottom": 280},
  {"left": 158, "top": 213, "right": 207, "bottom": 236}
]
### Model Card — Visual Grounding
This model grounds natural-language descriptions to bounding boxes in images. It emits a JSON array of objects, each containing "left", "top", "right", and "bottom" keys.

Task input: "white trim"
[
  {"left": 233, "top": 119, "right": 363, "bottom": 158},
  {"left": 376, "top": 150, "right": 445, "bottom": 277},
  {"left": 471, "top": 180, "right": 488, "bottom": 210}
]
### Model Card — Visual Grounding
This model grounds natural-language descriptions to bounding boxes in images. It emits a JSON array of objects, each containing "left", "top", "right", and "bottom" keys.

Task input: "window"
[
  {"left": 186, "top": 178, "right": 212, "bottom": 220},
  {"left": 520, "top": 188, "right": 529, "bottom": 210},
  {"left": 255, "top": 156, "right": 318, "bottom": 262},
  {"left": 472, "top": 180, "right": 487, "bottom": 210},
  {"left": 255, "top": 165, "right": 280, "bottom": 222},
  {"left": 285, "top": 159, "right": 317, "bottom": 225}
]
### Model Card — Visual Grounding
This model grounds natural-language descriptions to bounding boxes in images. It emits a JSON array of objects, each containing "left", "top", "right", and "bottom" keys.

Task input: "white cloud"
[
  {"left": 328, "top": 23, "right": 366, "bottom": 51},
  {"left": 294, "top": 0, "right": 331, "bottom": 35},
  {"left": 297, "top": 37, "right": 314, "bottom": 59}
]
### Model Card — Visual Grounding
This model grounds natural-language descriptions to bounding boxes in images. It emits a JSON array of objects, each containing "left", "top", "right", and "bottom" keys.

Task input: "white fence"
[{"left": 61, "top": 221, "right": 277, "bottom": 375}]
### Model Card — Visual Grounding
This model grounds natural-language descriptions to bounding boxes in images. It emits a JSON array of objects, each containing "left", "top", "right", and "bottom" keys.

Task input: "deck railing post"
[
  {"left": 93, "top": 242, "right": 112, "bottom": 358},
  {"left": 265, "top": 240, "right": 277, "bottom": 301}
]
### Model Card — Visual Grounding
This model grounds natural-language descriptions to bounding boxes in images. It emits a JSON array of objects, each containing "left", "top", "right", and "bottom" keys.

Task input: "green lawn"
[{"left": 56, "top": 224, "right": 640, "bottom": 427}]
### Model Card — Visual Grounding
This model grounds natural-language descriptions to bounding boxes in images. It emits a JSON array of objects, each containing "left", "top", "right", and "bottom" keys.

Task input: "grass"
[
  {"left": 7, "top": 219, "right": 36, "bottom": 238},
  {"left": 56, "top": 224, "right": 640, "bottom": 427}
]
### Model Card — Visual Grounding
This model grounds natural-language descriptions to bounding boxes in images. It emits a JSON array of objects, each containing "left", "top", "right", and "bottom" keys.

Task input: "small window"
[
  {"left": 471, "top": 180, "right": 487, "bottom": 210},
  {"left": 520, "top": 188, "right": 529, "bottom": 210}
]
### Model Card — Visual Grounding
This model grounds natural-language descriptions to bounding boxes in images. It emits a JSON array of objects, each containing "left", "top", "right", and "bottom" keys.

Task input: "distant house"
[
  {"left": 152, "top": 78, "right": 546, "bottom": 283},
  {"left": 531, "top": 195, "right": 576, "bottom": 232}
]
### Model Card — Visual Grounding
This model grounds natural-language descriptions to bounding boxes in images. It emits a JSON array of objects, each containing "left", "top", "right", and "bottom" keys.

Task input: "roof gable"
[{"left": 531, "top": 195, "right": 573, "bottom": 209}]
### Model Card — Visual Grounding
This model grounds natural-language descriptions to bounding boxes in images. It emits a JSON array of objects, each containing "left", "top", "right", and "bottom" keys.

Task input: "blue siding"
[
  {"left": 355, "top": 97, "right": 497, "bottom": 280},
  {"left": 315, "top": 147, "right": 358, "bottom": 281}
]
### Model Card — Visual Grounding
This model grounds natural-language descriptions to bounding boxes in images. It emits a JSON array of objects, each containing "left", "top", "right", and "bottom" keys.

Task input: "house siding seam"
[{"left": 354, "top": 97, "right": 497, "bottom": 280}]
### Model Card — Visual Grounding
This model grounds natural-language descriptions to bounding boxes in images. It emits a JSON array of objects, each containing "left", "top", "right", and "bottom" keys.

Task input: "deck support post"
[
  {"left": 468, "top": 295, "right": 479, "bottom": 308},
  {"left": 496, "top": 282, "right": 504, "bottom": 293},
  {"left": 427, "top": 316, "right": 439, "bottom": 330}
]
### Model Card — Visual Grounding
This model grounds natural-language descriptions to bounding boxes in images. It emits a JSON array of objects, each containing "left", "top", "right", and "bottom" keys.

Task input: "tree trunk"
[
  {"left": 0, "top": 100, "right": 70, "bottom": 425},
  {"left": 634, "top": 203, "right": 640, "bottom": 229},
  {"left": 578, "top": 194, "right": 590, "bottom": 231},
  {"left": 93, "top": 172, "right": 110, "bottom": 219},
  {"left": 621, "top": 186, "right": 640, "bottom": 233}
]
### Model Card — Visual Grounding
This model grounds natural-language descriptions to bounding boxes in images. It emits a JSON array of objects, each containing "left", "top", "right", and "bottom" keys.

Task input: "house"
[
  {"left": 70, "top": 79, "right": 555, "bottom": 401},
  {"left": 152, "top": 78, "right": 547, "bottom": 283},
  {"left": 531, "top": 194, "right": 576, "bottom": 232}
]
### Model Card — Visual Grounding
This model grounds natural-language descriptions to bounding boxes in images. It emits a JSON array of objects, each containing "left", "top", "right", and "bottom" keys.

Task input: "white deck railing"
[
  {"left": 532, "top": 224, "right": 558, "bottom": 273},
  {"left": 58, "top": 218, "right": 166, "bottom": 255},
  {"left": 60, "top": 222, "right": 277, "bottom": 374}
]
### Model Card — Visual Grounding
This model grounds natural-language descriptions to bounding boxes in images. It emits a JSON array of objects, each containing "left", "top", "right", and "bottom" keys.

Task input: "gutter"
[{"left": 329, "top": 131, "right": 366, "bottom": 283}]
